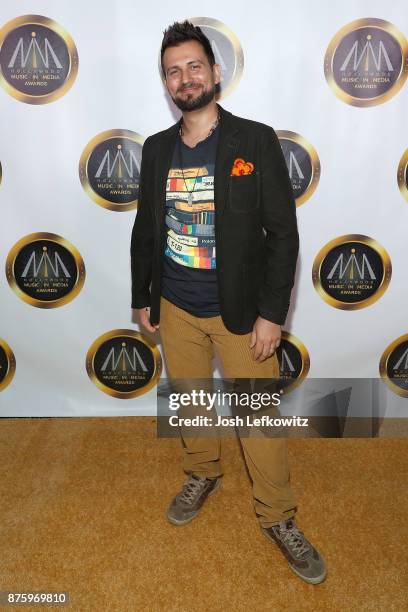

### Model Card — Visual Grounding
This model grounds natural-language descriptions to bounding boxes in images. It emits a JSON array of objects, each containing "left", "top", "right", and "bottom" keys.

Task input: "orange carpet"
[{"left": 0, "top": 417, "right": 407, "bottom": 611}]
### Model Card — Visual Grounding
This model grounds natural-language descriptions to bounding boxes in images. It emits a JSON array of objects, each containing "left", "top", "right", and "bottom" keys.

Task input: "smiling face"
[{"left": 162, "top": 40, "right": 221, "bottom": 112}]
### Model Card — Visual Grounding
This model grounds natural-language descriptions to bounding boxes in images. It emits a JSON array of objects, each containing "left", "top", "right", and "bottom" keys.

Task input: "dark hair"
[{"left": 160, "top": 20, "right": 216, "bottom": 78}]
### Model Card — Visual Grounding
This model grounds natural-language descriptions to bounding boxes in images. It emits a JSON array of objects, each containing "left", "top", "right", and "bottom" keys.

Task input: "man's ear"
[{"left": 213, "top": 63, "right": 221, "bottom": 85}]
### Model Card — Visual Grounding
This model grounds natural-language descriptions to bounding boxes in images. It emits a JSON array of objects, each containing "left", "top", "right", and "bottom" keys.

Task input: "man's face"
[{"left": 162, "top": 40, "right": 220, "bottom": 112}]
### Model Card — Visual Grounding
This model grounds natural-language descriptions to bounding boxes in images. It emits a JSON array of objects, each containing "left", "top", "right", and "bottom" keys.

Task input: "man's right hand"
[{"left": 136, "top": 307, "right": 160, "bottom": 333}]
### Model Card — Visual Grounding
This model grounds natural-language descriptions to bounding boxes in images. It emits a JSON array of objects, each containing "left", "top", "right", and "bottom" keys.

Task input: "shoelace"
[
  {"left": 178, "top": 477, "right": 206, "bottom": 505},
  {"left": 279, "top": 522, "right": 311, "bottom": 558}
]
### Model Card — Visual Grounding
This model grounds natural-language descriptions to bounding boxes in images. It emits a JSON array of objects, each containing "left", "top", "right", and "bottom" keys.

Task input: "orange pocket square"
[{"left": 230, "top": 158, "right": 254, "bottom": 176}]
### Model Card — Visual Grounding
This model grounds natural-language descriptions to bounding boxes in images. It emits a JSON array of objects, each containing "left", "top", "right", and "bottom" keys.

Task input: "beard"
[{"left": 172, "top": 82, "right": 216, "bottom": 112}]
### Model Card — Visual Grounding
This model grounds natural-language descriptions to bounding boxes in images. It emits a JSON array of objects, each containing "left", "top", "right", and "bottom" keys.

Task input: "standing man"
[{"left": 131, "top": 21, "right": 326, "bottom": 584}]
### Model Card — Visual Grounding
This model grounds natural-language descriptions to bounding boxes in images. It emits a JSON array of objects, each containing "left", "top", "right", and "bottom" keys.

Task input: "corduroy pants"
[{"left": 159, "top": 297, "right": 297, "bottom": 527}]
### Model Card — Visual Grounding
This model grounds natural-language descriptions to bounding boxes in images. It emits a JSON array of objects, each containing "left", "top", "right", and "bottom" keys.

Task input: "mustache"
[{"left": 177, "top": 83, "right": 202, "bottom": 93}]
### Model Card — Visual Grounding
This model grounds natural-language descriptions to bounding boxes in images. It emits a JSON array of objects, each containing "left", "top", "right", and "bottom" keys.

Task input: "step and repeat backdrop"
[{"left": 0, "top": 0, "right": 407, "bottom": 416}]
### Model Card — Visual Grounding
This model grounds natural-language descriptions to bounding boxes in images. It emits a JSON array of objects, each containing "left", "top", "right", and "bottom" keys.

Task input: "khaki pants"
[{"left": 159, "top": 297, "right": 297, "bottom": 527}]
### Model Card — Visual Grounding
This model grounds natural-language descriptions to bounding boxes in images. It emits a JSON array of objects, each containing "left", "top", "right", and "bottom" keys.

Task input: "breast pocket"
[{"left": 228, "top": 172, "right": 260, "bottom": 213}]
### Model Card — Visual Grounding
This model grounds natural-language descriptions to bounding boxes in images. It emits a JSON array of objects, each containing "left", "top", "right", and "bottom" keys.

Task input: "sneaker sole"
[
  {"left": 261, "top": 527, "right": 327, "bottom": 585},
  {"left": 166, "top": 478, "right": 221, "bottom": 526}
]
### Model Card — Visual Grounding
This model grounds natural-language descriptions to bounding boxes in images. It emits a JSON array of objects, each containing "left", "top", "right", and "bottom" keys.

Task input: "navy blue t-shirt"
[{"left": 161, "top": 124, "right": 220, "bottom": 317}]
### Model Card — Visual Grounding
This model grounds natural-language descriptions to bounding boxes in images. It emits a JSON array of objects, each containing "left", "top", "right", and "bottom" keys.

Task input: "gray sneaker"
[
  {"left": 262, "top": 518, "right": 327, "bottom": 584},
  {"left": 167, "top": 474, "right": 221, "bottom": 526}
]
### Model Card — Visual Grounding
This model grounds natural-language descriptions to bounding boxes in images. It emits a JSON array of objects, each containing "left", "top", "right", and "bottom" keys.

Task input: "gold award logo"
[
  {"left": 86, "top": 330, "right": 162, "bottom": 399},
  {"left": 380, "top": 334, "right": 408, "bottom": 398},
  {"left": 79, "top": 130, "right": 144, "bottom": 211},
  {"left": 159, "top": 17, "right": 244, "bottom": 100},
  {"left": 6, "top": 232, "right": 85, "bottom": 308},
  {"left": 0, "top": 338, "right": 16, "bottom": 392},
  {"left": 277, "top": 131, "right": 320, "bottom": 207},
  {"left": 276, "top": 332, "right": 310, "bottom": 394},
  {"left": 397, "top": 148, "right": 408, "bottom": 203},
  {"left": 324, "top": 18, "right": 408, "bottom": 107},
  {"left": 312, "top": 234, "right": 391, "bottom": 310},
  {"left": 0, "top": 14, "right": 78, "bottom": 104}
]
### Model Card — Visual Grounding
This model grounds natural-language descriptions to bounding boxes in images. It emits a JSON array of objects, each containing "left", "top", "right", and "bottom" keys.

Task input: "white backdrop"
[{"left": 0, "top": 0, "right": 407, "bottom": 416}]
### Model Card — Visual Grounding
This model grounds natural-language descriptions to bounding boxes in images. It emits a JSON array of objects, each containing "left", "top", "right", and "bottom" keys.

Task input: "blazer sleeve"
[
  {"left": 130, "top": 136, "right": 154, "bottom": 309},
  {"left": 257, "top": 126, "right": 299, "bottom": 325}
]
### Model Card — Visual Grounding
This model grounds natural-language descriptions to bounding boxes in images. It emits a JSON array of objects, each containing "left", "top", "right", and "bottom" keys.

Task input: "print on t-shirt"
[
  {"left": 161, "top": 125, "right": 220, "bottom": 317},
  {"left": 165, "top": 165, "right": 216, "bottom": 269}
]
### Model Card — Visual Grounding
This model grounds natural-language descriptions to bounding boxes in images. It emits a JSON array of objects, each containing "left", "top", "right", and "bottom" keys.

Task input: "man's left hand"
[{"left": 249, "top": 316, "right": 281, "bottom": 362}]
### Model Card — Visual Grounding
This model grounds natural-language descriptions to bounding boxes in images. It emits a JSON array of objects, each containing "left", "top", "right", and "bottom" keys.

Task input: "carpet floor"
[{"left": 0, "top": 417, "right": 407, "bottom": 611}]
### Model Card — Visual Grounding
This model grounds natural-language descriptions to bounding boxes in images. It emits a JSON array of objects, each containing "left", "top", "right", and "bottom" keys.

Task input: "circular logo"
[
  {"left": 79, "top": 130, "right": 144, "bottom": 211},
  {"left": 0, "top": 14, "right": 78, "bottom": 104},
  {"left": 312, "top": 235, "right": 391, "bottom": 310},
  {"left": 6, "top": 232, "right": 85, "bottom": 308},
  {"left": 0, "top": 338, "right": 16, "bottom": 392},
  {"left": 397, "top": 148, "right": 408, "bottom": 203},
  {"left": 324, "top": 18, "right": 408, "bottom": 107},
  {"left": 277, "top": 131, "right": 320, "bottom": 207},
  {"left": 276, "top": 332, "right": 310, "bottom": 394},
  {"left": 380, "top": 334, "right": 408, "bottom": 397},
  {"left": 86, "top": 330, "right": 162, "bottom": 399},
  {"left": 159, "top": 17, "right": 244, "bottom": 99}
]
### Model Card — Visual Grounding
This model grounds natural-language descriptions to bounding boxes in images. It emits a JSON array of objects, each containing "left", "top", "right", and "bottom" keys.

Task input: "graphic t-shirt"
[{"left": 161, "top": 124, "right": 220, "bottom": 317}]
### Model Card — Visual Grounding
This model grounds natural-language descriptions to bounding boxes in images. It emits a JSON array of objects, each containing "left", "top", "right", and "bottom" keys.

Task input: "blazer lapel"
[
  {"left": 154, "top": 121, "right": 180, "bottom": 226},
  {"left": 214, "top": 103, "right": 240, "bottom": 215}
]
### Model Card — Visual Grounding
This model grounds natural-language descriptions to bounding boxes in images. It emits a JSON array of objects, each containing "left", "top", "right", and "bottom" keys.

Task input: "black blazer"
[{"left": 131, "top": 103, "right": 299, "bottom": 334}]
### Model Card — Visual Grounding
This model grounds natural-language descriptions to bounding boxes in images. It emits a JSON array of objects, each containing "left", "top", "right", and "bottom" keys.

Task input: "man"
[{"left": 131, "top": 20, "right": 326, "bottom": 584}]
